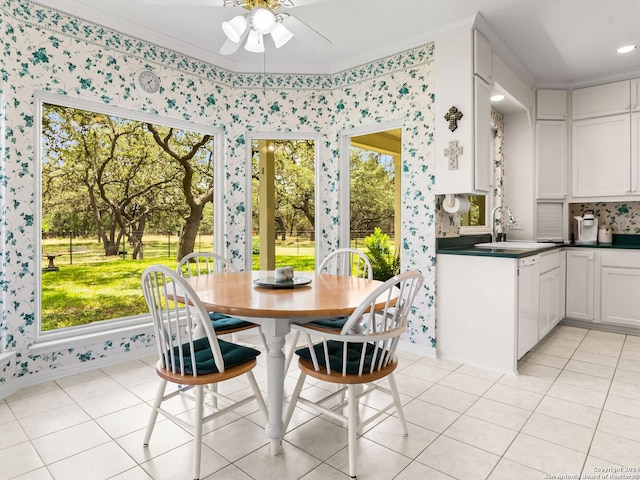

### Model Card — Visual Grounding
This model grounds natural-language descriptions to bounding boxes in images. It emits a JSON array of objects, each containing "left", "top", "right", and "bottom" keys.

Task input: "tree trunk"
[{"left": 177, "top": 213, "right": 201, "bottom": 261}]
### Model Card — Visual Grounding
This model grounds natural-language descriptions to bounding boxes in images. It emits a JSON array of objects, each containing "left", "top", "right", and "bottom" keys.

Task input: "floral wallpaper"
[
  {"left": 569, "top": 202, "right": 640, "bottom": 234},
  {"left": 0, "top": 0, "right": 436, "bottom": 390}
]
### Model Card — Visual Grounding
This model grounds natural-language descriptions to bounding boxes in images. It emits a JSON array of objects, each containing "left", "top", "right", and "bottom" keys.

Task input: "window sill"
[{"left": 30, "top": 316, "right": 154, "bottom": 355}]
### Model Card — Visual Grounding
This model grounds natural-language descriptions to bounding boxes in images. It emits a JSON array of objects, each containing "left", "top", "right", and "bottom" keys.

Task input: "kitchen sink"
[{"left": 474, "top": 241, "right": 555, "bottom": 250}]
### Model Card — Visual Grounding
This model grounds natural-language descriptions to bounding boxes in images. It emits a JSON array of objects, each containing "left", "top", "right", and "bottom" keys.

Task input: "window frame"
[{"left": 33, "top": 91, "right": 225, "bottom": 345}]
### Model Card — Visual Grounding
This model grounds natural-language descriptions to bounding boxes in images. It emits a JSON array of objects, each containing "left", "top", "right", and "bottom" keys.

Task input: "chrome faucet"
[{"left": 491, "top": 205, "right": 515, "bottom": 242}]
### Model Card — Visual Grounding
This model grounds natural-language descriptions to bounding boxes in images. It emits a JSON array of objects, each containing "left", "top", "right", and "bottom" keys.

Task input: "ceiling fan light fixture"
[
  {"left": 617, "top": 44, "right": 637, "bottom": 54},
  {"left": 245, "top": 29, "right": 265, "bottom": 53},
  {"left": 222, "top": 15, "right": 248, "bottom": 43},
  {"left": 270, "top": 22, "right": 293, "bottom": 48},
  {"left": 251, "top": 7, "right": 275, "bottom": 34}
]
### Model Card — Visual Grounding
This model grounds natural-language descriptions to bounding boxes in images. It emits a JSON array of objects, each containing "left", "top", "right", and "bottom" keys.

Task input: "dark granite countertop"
[{"left": 437, "top": 234, "right": 640, "bottom": 258}]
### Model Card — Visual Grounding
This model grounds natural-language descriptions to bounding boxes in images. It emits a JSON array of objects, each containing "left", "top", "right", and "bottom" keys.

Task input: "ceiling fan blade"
[
  {"left": 142, "top": 0, "right": 223, "bottom": 5},
  {"left": 219, "top": 30, "right": 248, "bottom": 55},
  {"left": 281, "top": 0, "right": 328, "bottom": 7},
  {"left": 283, "top": 14, "right": 332, "bottom": 50}
]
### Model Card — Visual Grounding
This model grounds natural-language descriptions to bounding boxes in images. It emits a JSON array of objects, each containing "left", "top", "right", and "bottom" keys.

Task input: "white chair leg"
[
  {"left": 388, "top": 373, "right": 408, "bottom": 436},
  {"left": 246, "top": 371, "right": 268, "bottom": 421},
  {"left": 143, "top": 379, "right": 167, "bottom": 446},
  {"left": 347, "top": 384, "right": 358, "bottom": 479},
  {"left": 192, "top": 385, "right": 204, "bottom": 480}
]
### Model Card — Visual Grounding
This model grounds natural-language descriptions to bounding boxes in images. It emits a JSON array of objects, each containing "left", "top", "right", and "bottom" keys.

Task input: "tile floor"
[{"left": 2, "top": 325, "right": 640, "bottom": 479}]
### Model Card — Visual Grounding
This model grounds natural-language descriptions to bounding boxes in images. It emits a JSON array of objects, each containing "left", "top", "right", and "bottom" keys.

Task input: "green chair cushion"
[
  {"left": 307, "top": 315, "right": 348, "bottom": 330},
  {"left": 170, "top": 337, "right": 260, "bottom": 374},
  {"left": 208, "top": 312, "right": 254, "bottom": 332},
  {"left": 295, "top": 340, "right": 385, "bottom": 374}
]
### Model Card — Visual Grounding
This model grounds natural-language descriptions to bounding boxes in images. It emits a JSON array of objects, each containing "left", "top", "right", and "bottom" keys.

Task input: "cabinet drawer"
[
  {"left": 539, "top": 251, "right": 560, "bottom": 274},
  {"left": 600, "top": 251, "right": 640, "bottom": 269},
  {"left": 572, "top": 80, "right": 631, "bottom": 119}
]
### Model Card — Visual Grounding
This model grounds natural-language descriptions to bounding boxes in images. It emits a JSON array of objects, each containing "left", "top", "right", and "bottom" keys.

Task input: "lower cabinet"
[
  {"left": 600, "top": 251, "right": 640, "bottom": 327},
  {"left": 539, "top": 251, "right": 564, "bottom": 339},
  {"left": 565, "top": 249, "right": 595, "bottom": 321}
]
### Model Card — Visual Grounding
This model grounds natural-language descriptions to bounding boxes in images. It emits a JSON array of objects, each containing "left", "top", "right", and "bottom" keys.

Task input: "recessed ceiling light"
[
  {"left": 617, "top": 45, "right": 636, "bottom": 54},
  {"left": 490, "top": 94, "right": 505, "bottom": 102}
]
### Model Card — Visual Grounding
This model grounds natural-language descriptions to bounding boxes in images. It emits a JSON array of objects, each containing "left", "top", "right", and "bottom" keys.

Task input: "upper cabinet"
[
  {"left": 572, "top": 80, "right": 631, "bottom": 119},
  {"left": 633, "top": 79, "right": 640, "bottom": 112},
  {"left": 474, "top": 31, "right": 493, "bottom": 84},
  {"left": 537, "top": 89, "right": 567, "bottom": 120}
]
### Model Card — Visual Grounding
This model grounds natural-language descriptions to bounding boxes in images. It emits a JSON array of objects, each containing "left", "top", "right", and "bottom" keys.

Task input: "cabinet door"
[
  {"left": 566, "top": 250, "right": 594, "bottom": 320},
  {"left": 572, "top": 115, "right": 631, "bottom": 198},
  {"left": 572, "top": 80, "right": 631, "bottom": 119},
  {"left": 632, "top": 112, "right": 640, "bottom": 195},
  {"left": 632, "top": 79, "right": 640, "bottom": 112},
  {"left": 539, "top": 267, "right": 561, "bottom": 339},
  {"left": 537, "top": 89, "right": 567, "bottom": 120},
  {"left": 601, "top": 267, "right": 640, "bottom": 327},
  {"left": 560, "top": 250, "right": 566, "bottom": 319},
  {"left": 474, "top": 30, "right": 492, "bottom": 84},
  {"left": 474, "top": 76, "right": 492, "bottom": 192},
  {"left": 536, "top": 121, "right": 567, "bottom": 199}
]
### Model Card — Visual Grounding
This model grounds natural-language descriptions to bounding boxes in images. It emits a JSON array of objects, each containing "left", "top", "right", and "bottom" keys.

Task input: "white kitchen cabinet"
[
  {"left": 536, "top": 120, "right": 567, "bottom": 199},
  {"left": 474, "top": 30, "right": 492, "bottom": 84},
  {"left": 435, "top": 30, "right": 492, "bottom": 195},
  {"left": 572, "top": 80, "right": 631, "bottom": 119},
  {"left": 537, "top": 89, "right": 567, "bottom": 120},
  {"left": 600, "top": 251, "right": 640, "bottom": 327},
  {"left": 571, "top": 114, "right": 631, "bottom": 198},
  {"left": 518, "top": 255, "right": 540, "bottom": 359},
  {"left": 538, "top": 251, "right": 563, "bottom": 340},
  {"left": 632, "top": 112, "right": 640, "bottom": 194},
  {"left": 632, "top": 79, "right": 640, "bottom": 112},
  {"left": 565, "top": 249, "right": 595, "bottom": 321}
]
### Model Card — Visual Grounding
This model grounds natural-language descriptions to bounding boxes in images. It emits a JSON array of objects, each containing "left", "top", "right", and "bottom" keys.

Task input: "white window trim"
[{"left": 33, "top": 91, "right": 224, "bottom": 345}]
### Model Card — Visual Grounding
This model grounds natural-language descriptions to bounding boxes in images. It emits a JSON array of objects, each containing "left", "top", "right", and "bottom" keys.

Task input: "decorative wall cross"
[
  {"left": 444, "top": 106, "right": 463, "bottom": 132},
  {"left": 444, "top": 140, "right": 463, "bottom": 170}
]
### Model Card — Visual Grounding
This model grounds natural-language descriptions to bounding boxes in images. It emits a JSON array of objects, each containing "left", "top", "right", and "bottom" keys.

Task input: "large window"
[{"left": 38, "top": 95, "right": 221, "bottom": 338}]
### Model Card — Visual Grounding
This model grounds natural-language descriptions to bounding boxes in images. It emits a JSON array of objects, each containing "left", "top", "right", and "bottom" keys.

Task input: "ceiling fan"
[{"left": 142, "top": 0, "right": 332, "bottom": 55}]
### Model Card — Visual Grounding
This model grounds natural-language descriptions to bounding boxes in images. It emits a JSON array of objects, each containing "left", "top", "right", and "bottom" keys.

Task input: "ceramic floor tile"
[
  {"left": 54, "top": 368, "right": 107, "bottom": 389},
  {"left": 63, "top": 376, "right": 125, "bottom": 403},
  {"left": 416, "top": 435, "right": 500, "bottom": 480},
  {"left": 77, "top": 388, "right": 143, "bottom": 418},
  {"left": 141, "top": 441, "right": 229, "bottom": 480},
  {"left": 363, "top": 414, "right": 439, "bottom": 459},
  {"left": 575, "top": 342, "right": 622, "bottom": 358},
  {"left": 0, "top": 401, "right": 14, "bottom": 424},
  {"left": 564, "top": 359, "right": 616, "bottom": 379},
  {"left": 418, "top": 384, "right": 479, "bottom": 413},
  {"left": 551, "top": 326, "right": 589, "bottom": 342},
  {"left": 545, "top": 381, "right": 608, "bottom": 409},
  {"left": 392, "top": 371, "right": 434, "bottom": 398},
  {"left": 203, "top": 417, "right": 270, "bottom": 462},
  {"left": 533, "top": 342, "right": 576, "bottom": 359},
  {"left": 487, "top": 458, "right": 546, "bottom": 480},
  {"left": 108, "top": 467, "right": 154, "bottom": 480},
  {"left": 416, "top": 356, "right": 463, "bottom": 371},
  {"left": 0, "top": 442, "right": 45, "bottom": 479},
  {"left": 589, "top": 431, "right": 640, "bottom": 467},
  {"left": 116, "top": 420, "right": 192, "bottom": 464},
  {"left": 31, "top": 420, "right": 111, "bottom": 464},
  {"left": 47, "top": 441, "right": 137, "bottom": 480},
  {"left": 12, "top": 467, "right": 55, "bottom": 480},
  {"left": 504, "top": 433, "right": 585, "bottom": 474},
  {"left": 454, "top": 364, "right": 504, "bottom": 382},
  {"left": 465, "top": 397, "right": 532, "bottom": 431},
  {"left": 235, "top": 441, "right": 321, "bottom": 480},
  {"left": 18, "top": 403, "right": 91, "bottom": 439},
  {"left": 603, "top": 393, "right": 640, "bottom": 420},
  {"left": 204, "top": 464, "right": 254, "bottom": 480},
  {"left": 482, "top": 383, "right": 543, "bottom": 411},
  {"left": 571, "top": 349, "right": 620, "bottom": 367},
  {"left": 497, "top": 371, "right": 554, "bottom": 394},
  {"left": 535, "top": 396, "right": 601, "bottom": 428},
  {"left": 517, "top": 361, "right": 562, "bottom": 380},
  {"left": 524, "top": 351, "right": 570, "bottom": 369},
  {"left": 618, "top": 357, "right": 640, "bottom": 373},
  {"left": 582, "top": 455, "right": 625, "bottom": 477},
  {"left": 402, "top": 398, "right": 460, "bottom": 433},
  {"left": 5, "top": 381, "right": 61, "bottom": 402},
  {"left": 7, "top": 388, "right": 74, "bottom": 419},
  {"left": 597, "top": 410, "right": 640, "bottom": 443},
  {"left": 521, "top": 412, "right": 595, "bottom": 453},
  {"left": 393, "top": 461, "right": 456, "bottom": 480},
  {"left": 555, "top": 369, "right": 612, "bottom": 393},
  {"left": 400, "top": 362, "right": 452, "bottom": 383},
  {"left": 613, "top": 366, "right": 640, "bottom": 386},
  {"left": 437, "top": 371, "right": 495, "bottom": 396},
  {"left": 0, "top": 419, "right": 28, "bottom": 449},
  {"left": 95, "top": 402, "right": 154, "bottom": 439},
  {"left": 443, "top": 414, "right": 518, "bottom": 456}
]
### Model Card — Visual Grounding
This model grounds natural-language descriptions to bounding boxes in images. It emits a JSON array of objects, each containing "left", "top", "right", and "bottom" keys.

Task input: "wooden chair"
[
  {"left": 284, "top": 270, "right": 424, "bottom": 479},
  {"left": 284, "top": 248, "right": 373, "bottom": 373},
  {"left": 141, "top": 265, "right": 268, "bottom": 480},
  {"left": 177, "top": 252, "right": 266, "bottom": 350}
]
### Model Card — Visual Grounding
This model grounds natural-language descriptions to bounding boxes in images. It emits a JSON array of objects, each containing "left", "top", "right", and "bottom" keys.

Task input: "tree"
[
  {"left": 147, "top": 124, "right": 214, "bottom": 261},
  {"left": 350, "top": 148, "right": 395, "bottom": 237}
]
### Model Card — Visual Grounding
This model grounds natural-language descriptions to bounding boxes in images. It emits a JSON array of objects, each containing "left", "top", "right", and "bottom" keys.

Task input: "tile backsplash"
[{"left": 570, "top": 202, "right": 640, "bottom": 234}]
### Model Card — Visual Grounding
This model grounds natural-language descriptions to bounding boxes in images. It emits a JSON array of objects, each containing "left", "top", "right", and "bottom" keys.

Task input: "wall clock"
[{"left": 134, "top": 69, "right": 160, "bottom": 96}]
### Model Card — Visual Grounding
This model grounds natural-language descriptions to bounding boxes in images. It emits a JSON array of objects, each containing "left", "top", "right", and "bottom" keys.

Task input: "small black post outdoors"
[
  {"left": 69, "top": 231, "right": 73, "bottom": 265},
  {"left": 167, "top": 231, "right": 171, "bottom": 259}
]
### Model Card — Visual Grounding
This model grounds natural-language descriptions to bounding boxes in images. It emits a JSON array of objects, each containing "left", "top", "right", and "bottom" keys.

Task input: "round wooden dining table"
[{"left": 180, "top": 270, "right": 388, "bottom": 455}]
